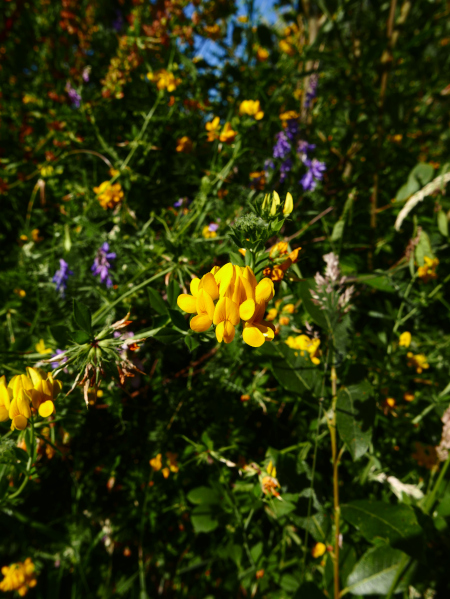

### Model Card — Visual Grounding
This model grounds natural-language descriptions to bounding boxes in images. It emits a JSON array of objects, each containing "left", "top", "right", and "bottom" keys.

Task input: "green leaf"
[
  {"left": 358, "top": 275, "right": 396, "bottom": 293},
  {"left": 167, "top": 279, "right": 180, "bottom": 309},
  {"left": 153, "top": 327, "right": 183, "bottom": 344},
  {"left": 49, "top": 325, "right": 70, "bottom": 347},
  {"left": 73, "top": 299, "right": 92, "bottom": 334},
  {"left": 191, "top": 506, "right": 219, "bottom": 533},
  {"left": 71, "top": 330, "right": 91, "bottom": 345},
  {"left": 411, "top": 162, "right": 434, "bottom": 186},
  {"left": 344, "top": 545, "right": 409, "bottom": 595},
  {"left": 169, "top": 309, "right": 189, "bottom": 331},
  {"left": 415, "top": 230, "right": 433, "bottom": 266},
  {"left": 331, "top": 220, "right": 345, "bottom": 241},
  {"left": 147, "top": 288, "right": 168, "bottom": 315},
  {"left": 336, "top": 381, "right": 374, "bottom": 460},
  {"left": 297, "top": 279, "right": 329, "bottom": 330},
  {"left": 185, "top": 336, "right": 200, "bottom": 352},
  {"left": 187, "top": 486, "right": 221, "bottom": 505},
  {"left": 438, "top": 210, "right": 448, "bottom": 237},
  {"left": 341, "top": 501, "right": 423, "bottom": 557},
  {"left": 258, "top": 342, "right": 319, "bottom": 395}
]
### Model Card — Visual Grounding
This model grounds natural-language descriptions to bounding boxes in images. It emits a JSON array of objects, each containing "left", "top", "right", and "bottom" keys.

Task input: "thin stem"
[{"left": 329, "top": 364, "right": 340, "bottom": 599}]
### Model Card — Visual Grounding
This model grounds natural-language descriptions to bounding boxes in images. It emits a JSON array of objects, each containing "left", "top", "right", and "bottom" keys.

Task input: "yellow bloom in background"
[
  {"left": 239, "top": 100, "right": 264, "bottom": 120},
  {"left": 202, "top": 225, "right": 217, "bottom": 239},
  {"left": 147, "top": 69, "right": 181, "bottom": 92},
  {"left": 417, "top": 256, "right": 439, "bottom": 282},
  {"left": 286, "top": 335, "right": 321, "bottom": 365},
  {"left": 249, "top": 171, "right": 266, "bottom": 190},
  {"left": 94, "top": 181, "right": 124, "bottom": 210},
  {"left": 267, "top": 461, "right": 276, "bottom": 477},
  {"left": 256, "top": 47, "right": 269, "bottom": 62},
  {"left": 162, "top": 467, "right": 170, "bottom": 478},
  {"left": 219, "top": 122, "right": 238, "bottom": 144},
  {"left": 279, "top": 111, "right": 299, "bottom": 121},
  {"left": 40, "top": 165, "right": 54, "bottom": 177},
  {"left": 176, "top": 136, "right": 193, "bottom": 153},
  {"left": 35, "top": 339, "right": 52, "bottom": 355},
  {"left": 279, "top": 316, "right": 289, "bottom": 326},
  {"left": 14, "top": 289, "right": 26, "bottom": 297},
  {"left": 399, "top": 331, "right": 411, "bottom": 347},
  {"left": 407, "top": 352, "right": 429, "bottom": 374},
  {"left": 311, "top": 542, "right": 327, "bottom": 558},
  {"left": 237, "top": 15, "right": 248, "bottom": 23},
  {"left": 403, "top": 392, "right": 415, "bottom": 402},
  {"left": 205, "top": 116, "right": 221, "bottom": 142},
  {"left": 0, "top": 377, "right": 12, "bottom": 422},
  {"left": 0, "top": 558, "right": 37, "bottom": 596},
  {"left": 204, "top": 24, "right": 221, "bottom": 40},
  {"left": 166, "top": 452, "right": 179, "bottom": 473},
  {"left": 265, "top": 308, "right": 278, "bottom": 322},
  {"left": 31, "top": 229, "right": 43, "bottom": 242},
  {"left": 282, "top": 304, "right": 295, "bottom": 314},
  {"left": 150, "top": 453, "right": 162, "bottom": 471}
]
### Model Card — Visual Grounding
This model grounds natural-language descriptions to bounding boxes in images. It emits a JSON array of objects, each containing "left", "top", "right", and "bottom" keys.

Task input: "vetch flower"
[
  {"left": 65, "top": 82, "right": 81, "bottom": 107},
  {"left": 52, "top": 259, "right": 73, "bottom": 297},
  {"left": 280, "top": 158, "right": 292, "bottom": 183},
  {"left": 273, "top": 131, "right": 291, "bottom": 159},
  {"left": 300, "top": 158, "right": 326, "bottom": 192},
  {"left": 239, "top": 100, "right": 264, "bottom": 120},
  {"left": 92, "top": 242, "right": 116, "bottom": 288},
  {"left": 399, "top": 331, "right": 412, "bottom": 347}
]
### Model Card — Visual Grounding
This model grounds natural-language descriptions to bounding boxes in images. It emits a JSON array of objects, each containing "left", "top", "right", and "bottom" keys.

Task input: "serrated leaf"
[
  {"left": 336, "top": 381, "right": 374, "bottom": 460},
  {"left": 148, "top": 288, "right": 168, "bottom": 315},
  {"left": 73, "top": 299, "right": 92, "bottom": 334},
  {"left": 344, "top": 545, "right": 409, "bottom": 595}
]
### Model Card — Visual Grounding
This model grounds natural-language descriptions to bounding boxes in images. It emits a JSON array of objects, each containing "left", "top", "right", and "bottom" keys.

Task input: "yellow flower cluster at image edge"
[
  {"left": 0, "top": 558, "right": 37, "bottom": 596},
  {"left": 177, "top": 264, "right": 275, "bottom": 348},
  {"left": 0, "top": 369, "right": 62, "bottom": 431}
]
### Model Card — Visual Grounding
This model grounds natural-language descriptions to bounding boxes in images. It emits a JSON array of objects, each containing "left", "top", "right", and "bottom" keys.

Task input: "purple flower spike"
[
  {"left": 280, "top": 158, "right": 293, "bottom": 183},
  {"left": 273, "top": 131, "right": 291, "bottom": 159},
  {"left": 65, "top": 82, "right": 81, "bottom": 108},
  {"left": 285, "top": 119, "right": 299, "bottom": 141},
  {"left": 305, "top": 74, "right": 318, "bottom": 109},
  {"left": 297, "top": 140, "right": 316, "bottom": 162},
  {"left": 92, "top": 242, "right": 116, "bottom": 288},
  {"left": 51, "top": 349, "right": 67, "bottom": 370},
  {"left": 300, "top": 158, "right": 326, "bottom": 192},
  {"left": 53, "top": 259, "right": 73, "bottom": 297}
]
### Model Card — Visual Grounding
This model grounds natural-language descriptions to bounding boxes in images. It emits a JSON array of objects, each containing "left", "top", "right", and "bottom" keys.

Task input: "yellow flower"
[
  {"left": 0, "top": 558, "right": 37, "bottom": 595},
  {"left": 267, "top": 461, "right": 276, "bottom": 477},
  {"left": 219, "top": 122, "right": 238, "bottom": 144},
  {"left": 283, "top": 192, "right": 294, "bottom": 216},
  {"left": 27, "top": 369, "right": 63, "bottom": 418},
  {"left": 256, "top": 47, "right": 269, "bottom": 62},
  {"left": 0, "top": 377, "right": 12, "bottom": 422},
  {"left": 282, "top": 304, "right": 295, "bottom": 314},
  {"left": 239, "top": 100, "right": 264, "bottom": 120},
  {"left": 286, "top": 335, "right": 321, "bottom": 365},
  {"left": 14, "top": 289, "right": 26, "bottom": 297},
  {"left": 417, "top": 256, "right": 439, "bottom": 282},
  {"left": 147, "top": 69, "right": 181, "bottom": 92},
  {"left": 23, "top": 94, "right": 38, "bottom": 104},
  {"left": 204, "top": 24, "right": 221, "bottom": 40},
  {"left": 407, "top": 352, "right": 429, "bottom": 374},
  {"left": 279, "top": 316, "right": 289, "bottom": 326},
  {"left": 202, "top": 225, "right": 217, "bottom": 239},
  {"left": 403, "top": 392, "right": 415, "bottom": 402},
  {"left": 166, "top": 452, "right": 179, "bottom": 473},
  {"left": 9, "top": 389, "right": 32, "bottom": 431},
  {"left": 35, "top": 339, "right": 52, "bottom": 355},
  {"left": 237, "top": 15, "right": 248, "bottom": 23},
  {"left": 205, "top": 116, "right": 221, "bottom": 142},
  {"left": 94, "top": 181, "right": 124, "bottom": 210},
  {"left": 265, "top": 308, "right": 278, "bottom": 322},
  {"left": 150, "top": 453, "right": 162, "bottom": 471},
  {"left": 399, "top": 331, "right": 412, "bottom": 347},
  {"left": 176, "top": 136, "right": 193, "bottom": 153},
  {"left": 162, "top": 467, "right": 170, "bottom": 478},
  {"left": 40, "top": 165, "right": 54, "bottom": 177},
  {"left": 279, "top": 111, "right": 300, "bottom": 121},
  {"left": 311, "top": 542, "right": 327, "bottom": 558},
  {"left": 31, "top": 228, "right": 43, "bottom": 243}
]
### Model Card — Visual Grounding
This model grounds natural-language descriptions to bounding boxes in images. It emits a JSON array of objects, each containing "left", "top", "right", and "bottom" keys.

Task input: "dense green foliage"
[{"left": 1, "top": 1, "right": 450, "bottom": 597}]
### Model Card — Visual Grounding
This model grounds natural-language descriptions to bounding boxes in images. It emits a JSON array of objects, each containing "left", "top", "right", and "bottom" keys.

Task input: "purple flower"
[
  {"left": 208, "top": 223, "right": 219, "bottom": 232},
  {"left": 91, "top": 242, "right": 116, "bottom": 288},
  {"left": 53, "top": 259, "right": 73, "bottom": 297},
  {"left": 305, "top": 74, "right": 318, "bottom": 109},
  {"left": 280, "top": 158, "right": 293, "bottom": 183},
  {"left": 82, "top": 67, "right": 90, "bottom": 83},
  {"left": 112, "top": 10, "right": 124, "bottom": 32},
  {"left": 285, "top": 119, "right": 299, "bottom": 141},
  {"left": 297, "top": 140, "right": 316, "bottom": 162},
  {"left": 273, "top": 131, "right": 291, "bottom": 159},
  {"left": 51, "top": 349, "right": 67, "bottom": 370},
  {"left": 300, "top": 158, "right": 326, "bottom": 192},
  {"left": 65, "top": 82, "right": 81, "bottom": 108},
  {"left": 264, "top": 159, "right": 274, "bottom": 174},
  {"left": 173, "top": 198, "right": 184, "bottom": 207}
]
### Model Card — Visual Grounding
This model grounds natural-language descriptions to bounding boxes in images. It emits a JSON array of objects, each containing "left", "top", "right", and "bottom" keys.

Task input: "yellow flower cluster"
[
  {"left": 263, "top": 241, "right": 300, "bottom": 282},
  {"left": 279, "top": 24, "right": 299, "bottom": 56},
  {"left": 261, "top": 461, "right": 280, "bottom": 497},
  {"left": 93, "top": 181, "right": 124, "bottom": 210},
  {"left": 0, "top": 369, "right": 62, "bottom": 431},
  {"left": 177, "top": 264, "right": 276, "bottom": 347},
  {"left": 150, "top": 452, "right": 179, "bottom": 478},
  {"left": 407, "top": 352, "right": 429, "bottom": 374},
  {"left": 239, "top": 100, "right": 264, "bottom": 120},
  {"left": 176, "top": 136, "right": 193, "bottom": 153},
  {"left": 147, "top": 69, "right": 181, "bottom": 92},
  {"left": 202, "top": 225, "right": 217, "bottom": 239},
  {"left": 417, "top": 256, "right": 439, "bottom": 282},
  {"left": 286, "top": 334, "right": 321, "bottom": 365},
  {"left": 399, "top": 331, "right": 411, "bottom": 347},
  {"left": 205, "top": 117, "right": 238, "bottom": 143},
  {"left": 0, "top": 558, "right": 37, "bottom": 596}
]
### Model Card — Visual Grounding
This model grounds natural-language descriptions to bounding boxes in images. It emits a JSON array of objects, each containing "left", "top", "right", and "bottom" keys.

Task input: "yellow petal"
[
  {"left": 223, "top": 321, "right": 236, "bottom": 343},
  {"left": 243, "top": 323, "right": 265, "bottom": 347},
  {"left": 215, "top": 320, "right": 225, "bottom": 342},
  {"left": 213, "top": 298, "right": 227, "bottom": 325},
  {"left": 17, "top": 389, "right": 31, "bottom": 419},
  {"left": 52, "top": 379, "right": 63, "bottom": 399},
  {"left": 200, "top": 273, "right": 219, "bottom": 301},
  {"left": 11, "top": 415, "right": 28, "bottom": 431},
  {"left": 0, "top": 406, "right": 9, "bottom": 422},
  {"left": 177, "top": 294, "right": 198, "bottom": 314},
  {"left": 227, "top": 298, "right": 240, "bottom": 326},
  {"left": 190, "top": 278, "right": 200, "bottom": 297},
  {"left": 217, "top": 263, "right": 235, "bottom": 296},
  {"left": 255, "top": 278, "right": 274, "bottom": 303},
  {"left": 30, "top": 389, "right": 43, "bottom": 411},
  {"left": 196, "top": 290, "right": 215, "bottom": 320},
  {"left": 210, "top": 266, "right": 220, "bottom": 276},
  {"left": 283, "top": 192, "right": 293, "bottom": 216},
  {"left": 38, "top": 400, "right": 55, "bottom": 418},
  {"left": 190, "top": 314, "right": 213, "bottom": 333},
  {"left": 0, "top": 384, "right": 11, "bottom": 410},
  {"left": 26, "top": 367, "right": 44, "bottom": 387},
  {"left": 270, "top": 191, "right": 281, "bottom": 216},
  {"left": 240, "top": 298, "right": 256, "bottom": 321}
]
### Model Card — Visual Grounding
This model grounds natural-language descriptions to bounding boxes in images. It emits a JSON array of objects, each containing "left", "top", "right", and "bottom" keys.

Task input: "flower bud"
[
  {"left": 270, "top": 191, "right": 281, "bottom": 216},
  {"left": 283, "top": 192, "right": 293, "bottom": 216}
]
